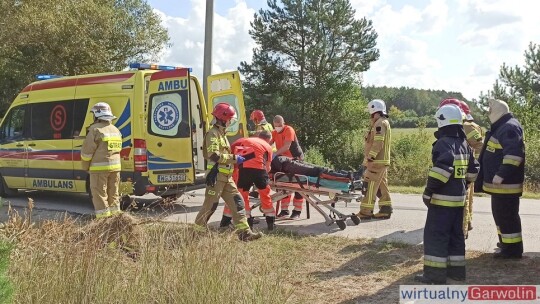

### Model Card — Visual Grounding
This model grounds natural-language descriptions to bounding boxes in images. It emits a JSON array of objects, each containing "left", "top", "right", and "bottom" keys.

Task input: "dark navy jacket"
[
  {"left": 424, "top": 125, "right": 480, "bottom": 207},
  {"left": 475, "top": 113, "right": 525, "bottom": 196}
]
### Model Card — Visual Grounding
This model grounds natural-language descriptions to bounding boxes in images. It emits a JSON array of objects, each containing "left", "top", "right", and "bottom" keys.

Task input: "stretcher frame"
[{"left": 251, "top": 172, "right": 363, "bottom": 230}]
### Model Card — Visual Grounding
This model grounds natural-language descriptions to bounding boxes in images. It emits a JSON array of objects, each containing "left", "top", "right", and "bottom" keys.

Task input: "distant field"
[{"left": 392, "top": 128, "right": 437, "bottom": 138}]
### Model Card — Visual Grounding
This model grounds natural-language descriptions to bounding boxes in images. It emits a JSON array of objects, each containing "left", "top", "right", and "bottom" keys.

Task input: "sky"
[{"left": 148, "top": 0, "right": 540, "bottom": 100}]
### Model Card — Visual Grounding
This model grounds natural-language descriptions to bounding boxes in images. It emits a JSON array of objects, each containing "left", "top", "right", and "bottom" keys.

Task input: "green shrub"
[
  {"left": 389, "top": 128, "right": 433, "bottom": 187},
  {"left": 304, "top": 147, "right": 333, "bottom": 167},
  {"left": 319, "top": 128, "right": 365, "bottom": 170},
  {"left": 524, "top": 135, "right": 540, "bottom": 192},
  {"left": 0, "top": 241, "right": 12, "bottom": 304}
]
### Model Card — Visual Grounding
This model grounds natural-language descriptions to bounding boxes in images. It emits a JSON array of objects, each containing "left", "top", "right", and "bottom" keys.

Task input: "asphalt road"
[{"left": 1, "top": 189, "right": 539, "bottom": 255}]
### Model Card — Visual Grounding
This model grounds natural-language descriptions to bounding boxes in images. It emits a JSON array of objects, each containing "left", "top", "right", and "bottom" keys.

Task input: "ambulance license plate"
[{"left": 157, "top": 173, "right": 186, "bottom": 183}]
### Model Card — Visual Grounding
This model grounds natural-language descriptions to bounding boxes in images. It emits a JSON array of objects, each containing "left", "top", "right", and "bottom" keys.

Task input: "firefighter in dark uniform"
[
  {"left": 475, "top": 99, "right": 525, "bottom": 259},
  {"left": 415, "top": 105, "right": 479, "bottom": 284},
  {"left": 438, "top": 98, "right": 484, "bottom": 238}
]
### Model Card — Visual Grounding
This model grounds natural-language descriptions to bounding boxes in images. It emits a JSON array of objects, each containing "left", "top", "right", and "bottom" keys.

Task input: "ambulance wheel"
[
  {"left": 351, "top": 214, "right": 361, "bottom": 225},
  {"left": 336, "top": 220, "right": 347, "bottom": 230},
  {"left": 0, "top": 175, "right": 18, "bottom": 197}
]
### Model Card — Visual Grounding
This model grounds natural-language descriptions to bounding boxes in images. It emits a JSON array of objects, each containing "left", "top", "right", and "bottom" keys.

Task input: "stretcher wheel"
[
  {"left": 336, "top": 220, "right": 347, "bottom": 230},
  {"left": 350, "top": 214, "right": 361, "bottom": 225}
]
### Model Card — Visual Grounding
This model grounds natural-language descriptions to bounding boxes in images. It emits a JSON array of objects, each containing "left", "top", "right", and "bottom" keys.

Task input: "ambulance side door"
[
  {"left": 0, "top": 104, "right": 29, "bottom": 189},
  {"left": 207, "top": 71, "right": 248, "bottom": 143},
  {"left": 25, "top": 82, "right": 77, "bottom": 192}
]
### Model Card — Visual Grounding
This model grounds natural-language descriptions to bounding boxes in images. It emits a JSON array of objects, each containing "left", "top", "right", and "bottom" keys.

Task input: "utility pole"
[{"left": 203, "top": 0, "right": 214, "bottom": 103}]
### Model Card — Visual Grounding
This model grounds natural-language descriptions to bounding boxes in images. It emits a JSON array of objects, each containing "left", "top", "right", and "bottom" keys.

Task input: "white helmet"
[
  {"left": 90, "top": 102, "right": 116, "bottom": 121},
  {"left": 367, "top": 99, "right": 387, "bottom": 115},
  {"left": 435, "top": 105, "right": 462, "bottom": 128}
]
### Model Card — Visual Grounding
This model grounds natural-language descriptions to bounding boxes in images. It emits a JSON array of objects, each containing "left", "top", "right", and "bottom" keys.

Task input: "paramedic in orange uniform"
[
  {"left": 270, "top": 115, "right": 305, "bottom": 220},
  {"left": 220, "top": 131, "right": 276, "bottom": 230}
]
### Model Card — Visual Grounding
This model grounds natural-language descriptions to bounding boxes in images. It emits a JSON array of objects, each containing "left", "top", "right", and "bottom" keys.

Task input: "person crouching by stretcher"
[
  {"left": 220, "top": 131, "right": 277, "bottom": 231},
  {"left": 270, "top": 115, "right": 306, "bottom": 220}
]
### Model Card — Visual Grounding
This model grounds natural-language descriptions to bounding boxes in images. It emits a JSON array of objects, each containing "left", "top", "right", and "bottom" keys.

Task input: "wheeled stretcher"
[{"left": 251, "top": 172, "right": 364, "bottom": 230}]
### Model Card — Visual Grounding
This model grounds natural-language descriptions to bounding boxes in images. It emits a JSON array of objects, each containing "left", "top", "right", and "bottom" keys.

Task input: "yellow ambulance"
[{"left": 0, "top": 63, "right": 249, "bottom": 198}]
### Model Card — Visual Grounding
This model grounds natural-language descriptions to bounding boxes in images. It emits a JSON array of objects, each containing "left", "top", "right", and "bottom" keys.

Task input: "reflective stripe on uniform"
[
  {"left": 374, "top": 135, "right": 385, "bottom": 141},
  {"left": 378, "top": 200, "right": 392, "bottom": 206},
  {"left": 81, "top": 153, "right": 93, "bottom": 161},
  {"left": 109, "top": 206, "right": 122, "bottom": 215},
  {"left": 369, "top": 151, "right": 378, "bottom": 158},
  {"left": 95, "top": 209, "right": 112, "bottom": 219},
  {"left": 206, "top": 164, "right": 234, "bottom": 174},
  {"left": 487, "top": 137, "right": 503, "bottom": 150},
  {"left": 502, "top": 155, "right": 523, "bottom": 166},
  {"left": 431, "top": 194, "right": 465, "bottom": 207},
  {"left": 501, "top": 232, "right": 523, "bottom": 244},
  {"left": 466, "top": 129, "right": 481, "bottom": 140},
  {"left": 424, "top": 255, "right": 447, "bottom": 268},
  {"left": 448, "top": 255, "right": 466, "bottom": 266},
  {"left": 235, "top": 221, "right": 250, "bottom": 231},
  {"left": 453, "top": 154, "right": 469, "bottom": 166},
  {"left": 428, "top": 167, "right": 451, "bottom": 183},
  {"left": 102, "top": 135, "right": 122, "bottom": 141},
  {"left": 90, "top": 160, "right": 121, "bottom": 171},
  {"left": 483, "top": 183, "right": 523, "bottom": 194},
  {"left": 90, "top": 163, "right": 122, "bottom": 171},
  {"left": 466, "top": 173, "right": 478, "bottom": 182}
]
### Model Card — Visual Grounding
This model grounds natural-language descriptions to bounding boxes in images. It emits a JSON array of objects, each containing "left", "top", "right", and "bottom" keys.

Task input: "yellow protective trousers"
[{"left": 360, "top": 167, "right": 392, "bottom": 211}]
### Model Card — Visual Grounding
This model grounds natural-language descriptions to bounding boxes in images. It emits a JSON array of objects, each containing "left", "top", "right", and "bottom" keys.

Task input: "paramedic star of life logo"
[{"left": 153, "top": 101, "right": 179, "bottom": 131}]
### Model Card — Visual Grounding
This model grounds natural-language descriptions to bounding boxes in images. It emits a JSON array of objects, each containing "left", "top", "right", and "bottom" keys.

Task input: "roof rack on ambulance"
[
  {"left": 35, "top": 74, "right": 64, "bottom": 81},
  {"left": 129, "top": 63, "right": 192, "bottom": 72}
]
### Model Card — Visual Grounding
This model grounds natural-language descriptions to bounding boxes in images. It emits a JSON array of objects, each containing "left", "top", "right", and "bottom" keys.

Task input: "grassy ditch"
[{"left": 0, "top": 205, "right": 538, "bottom": 304}]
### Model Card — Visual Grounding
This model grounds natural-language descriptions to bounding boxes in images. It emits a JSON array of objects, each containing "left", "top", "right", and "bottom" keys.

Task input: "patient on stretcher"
[{"left": 270, "top": 156, "right": 361, "bottom": 183}]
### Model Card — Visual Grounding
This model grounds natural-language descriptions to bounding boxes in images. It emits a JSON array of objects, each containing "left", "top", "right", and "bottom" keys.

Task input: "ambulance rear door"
[
  {"left": 145, "top": 68, "right": 195, "bottom": 186},
  {"left": 207, "top": 71, "right": 248, "bottom": 143}
]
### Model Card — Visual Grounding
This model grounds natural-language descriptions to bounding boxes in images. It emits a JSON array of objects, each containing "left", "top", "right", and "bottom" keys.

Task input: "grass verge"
[
  {"left": 1, "top": 207, "right": 539, "bottom": 304},
  {"left": 0, "top": 240, "right": 12, "bottom": 304}
]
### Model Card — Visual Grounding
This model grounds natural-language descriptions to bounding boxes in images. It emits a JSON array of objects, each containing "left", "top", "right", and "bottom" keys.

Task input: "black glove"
[
  {"left": 422, "top": 189, "right": 432, "bottom": 208},
  {"left": 206, "top": 163, "right": 219, "bottom": 187}
]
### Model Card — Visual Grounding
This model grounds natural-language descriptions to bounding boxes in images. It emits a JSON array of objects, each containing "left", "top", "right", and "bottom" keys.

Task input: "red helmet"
[
  {"left": 459, "top": 100, "right": 474, "bottom": 120},
  {"left": 439, "top": 98, "right": 462, "bottom": 109},
  {"left": 212, "top": 103, "right": 237, "bottom": 122},
  {"left": 439, "top": 98, "right": 473, "bottom": 120},
  {"left": 250, "top": 110, "right": 265, "bottom": 121}
]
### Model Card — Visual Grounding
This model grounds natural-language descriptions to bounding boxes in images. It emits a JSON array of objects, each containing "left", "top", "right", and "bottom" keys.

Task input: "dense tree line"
[{"left": 0, "top": 0, "right": 169, "bottom": 114}]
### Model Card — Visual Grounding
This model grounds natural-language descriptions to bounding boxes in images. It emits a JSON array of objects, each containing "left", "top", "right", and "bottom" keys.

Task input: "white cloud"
[
  {"left": 155, "top": 0, "right": 255, "bottom": 77},
  {"left": 153, "top": 0, "right": 540, "bottom": 101},
  {"left": 416, "top": 0, "right": 449, "bottom": 34}
]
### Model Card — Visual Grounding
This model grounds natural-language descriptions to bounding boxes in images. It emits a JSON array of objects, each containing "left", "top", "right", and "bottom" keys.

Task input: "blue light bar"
[
  {"left": 129, "top": 63, "right": 192, "bottom": 72},
  {"left": 36, "top": 74, "right": 63, "bottom": 80}
]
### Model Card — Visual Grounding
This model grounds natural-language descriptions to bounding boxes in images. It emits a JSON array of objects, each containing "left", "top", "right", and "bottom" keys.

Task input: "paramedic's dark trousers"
[
  {"left": 423, "top": 205, "right": 465, "bottom": 283},
  {"left": 492, "top": 195, "right": 523, "bottom": 255}
]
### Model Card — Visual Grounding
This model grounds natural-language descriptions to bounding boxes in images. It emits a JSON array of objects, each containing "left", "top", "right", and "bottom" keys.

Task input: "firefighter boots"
[
  {"left": 357, "top": 208, "right": 373, "bottom": 220},
  {"left": 290, "top": 210, "right": 301, "bottom": 220},
  {"left": 277, "top": 210, "right": 290, "bottom": 219},
  {"left": 373, "top": 205, "right": 393, "bottom": 219},
  {"left": 238, "top": 230, "right": 263, "bottom": 242},
  {"left": 219, "top": 215, "right": 232, "bottom": 228},
  {"left": 247, "top": 217, "right": 255, "bottom": 230}
]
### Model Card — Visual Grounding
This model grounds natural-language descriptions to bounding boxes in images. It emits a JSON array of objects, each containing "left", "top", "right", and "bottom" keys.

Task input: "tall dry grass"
[{"left": 1, "top": 202, "right": 292, "bottom": 304}]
